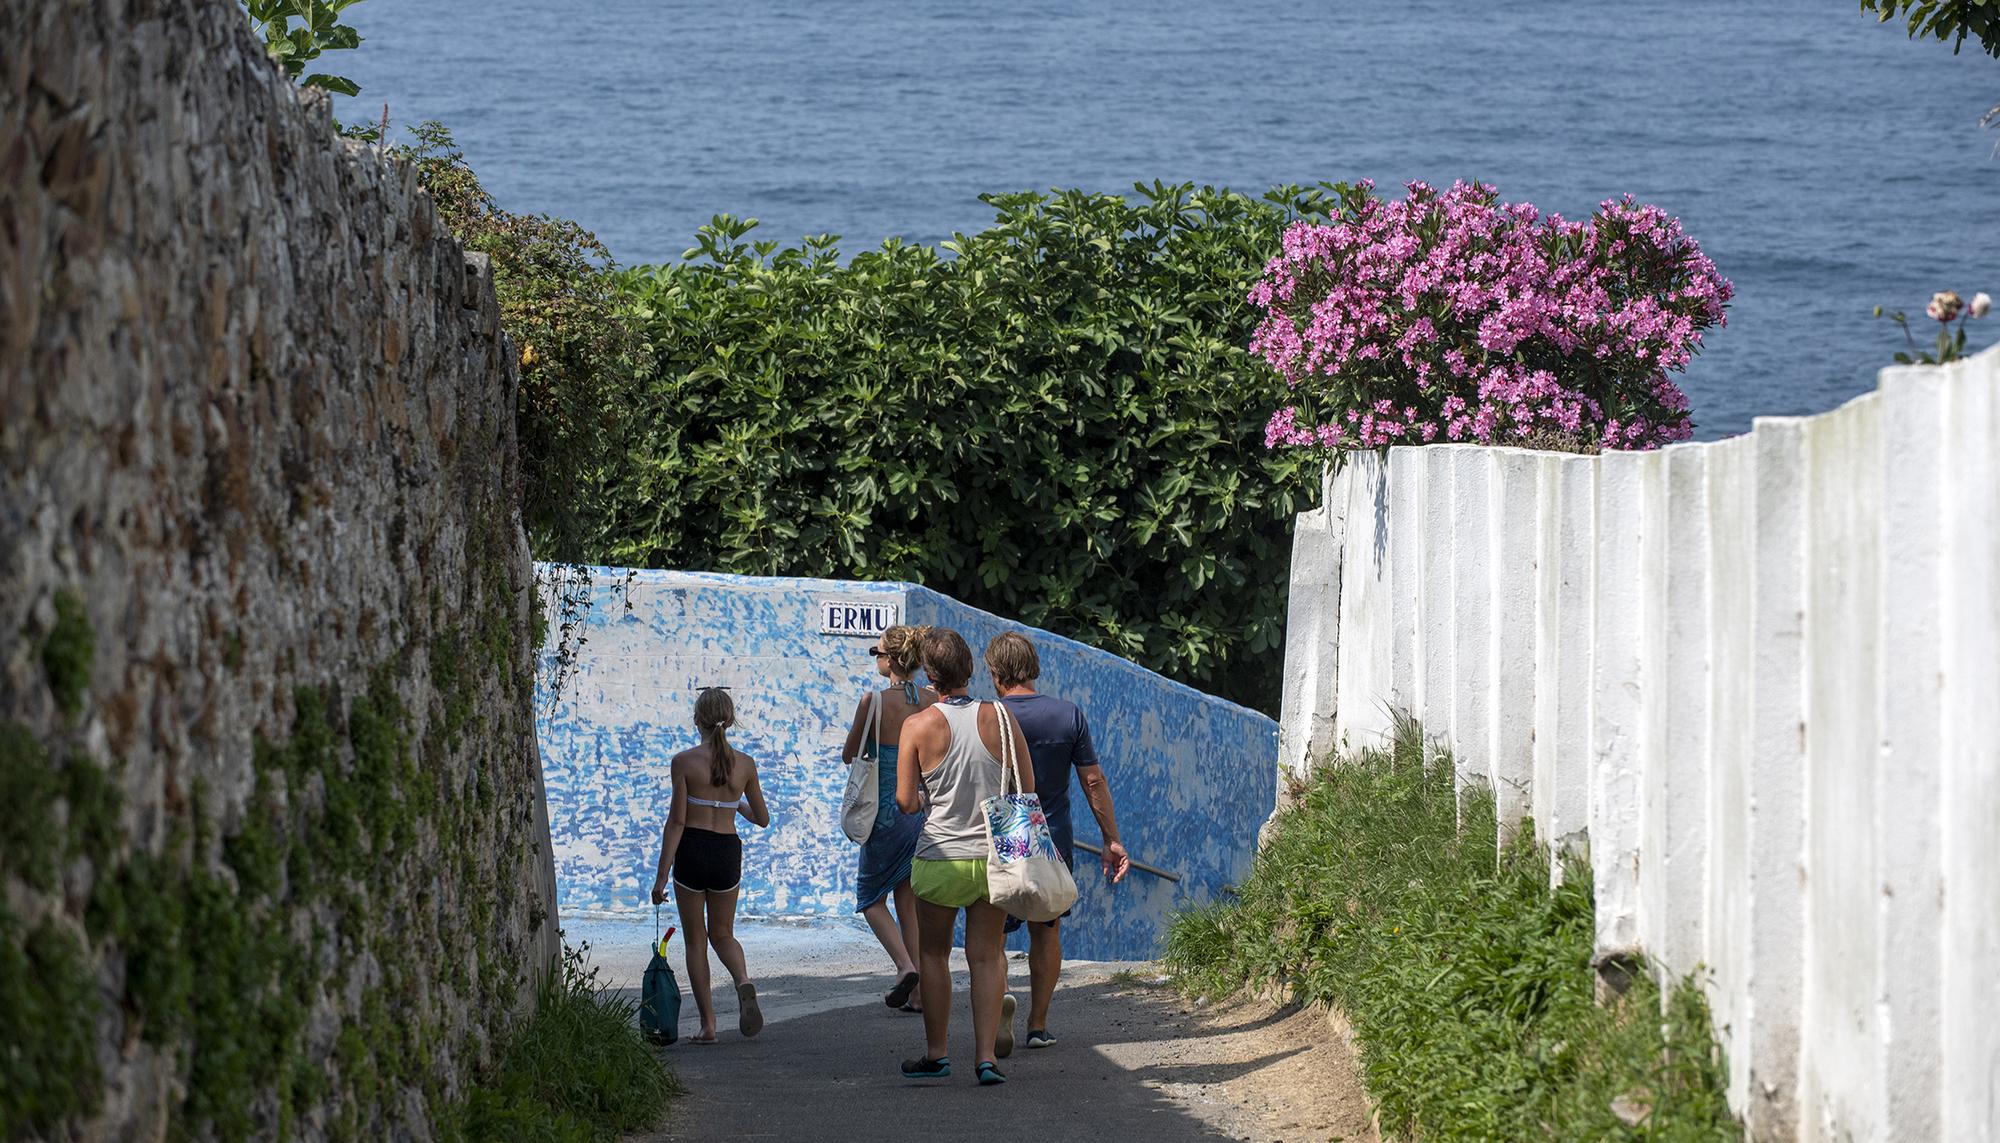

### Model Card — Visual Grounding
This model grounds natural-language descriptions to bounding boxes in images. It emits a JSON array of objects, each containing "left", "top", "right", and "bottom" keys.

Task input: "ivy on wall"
[{"left": 397, "top": 124, "right": 642, "bottom": 563}]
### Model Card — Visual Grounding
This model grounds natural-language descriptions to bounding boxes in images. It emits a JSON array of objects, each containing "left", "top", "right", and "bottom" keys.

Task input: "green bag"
[{"left": 639, "top": 906, "right": 681, "bottom": 1045}]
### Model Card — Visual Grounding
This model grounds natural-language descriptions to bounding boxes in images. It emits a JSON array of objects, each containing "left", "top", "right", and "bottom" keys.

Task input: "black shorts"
[{"left": 673, "top": 827, "right": 743, "bottom": 894}]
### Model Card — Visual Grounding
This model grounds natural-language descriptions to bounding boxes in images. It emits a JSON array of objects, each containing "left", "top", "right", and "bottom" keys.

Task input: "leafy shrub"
[
  {"left": 398, "top": 124, "right": 641, "bottom": 560},
  {"left": 1863, "top": 0, "right": 2000, "bottom": 56},
  {"left": 243, "top": 0, "right": 369, "bottom": 96},
  {"left": 1253, "top": 181, "right": 1731, "bottom": 453},
  {"left": 439, "top": 941, "right": 679, "bottom": 1142},
  {"left": 604, "top": 185, "right": 1333, "bottom": 710},
  {"left": 1167, "top": 715, "right": 1739, "bottom": 1141}
]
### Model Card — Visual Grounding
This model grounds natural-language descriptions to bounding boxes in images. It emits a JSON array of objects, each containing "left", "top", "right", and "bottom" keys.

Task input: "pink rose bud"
[{"left": 1972, "top": 292, "right": 1992, "bottom": 318}]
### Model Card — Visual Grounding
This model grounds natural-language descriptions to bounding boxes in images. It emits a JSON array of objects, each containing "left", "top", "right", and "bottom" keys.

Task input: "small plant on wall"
[
  {"left": 1875, "top": 290, "right": 1989, "bottom": 365},
  {"left": 1252, "top": 180, "right": 1732, "bottom": 454},
  {"left": 243, "top": 0, "right": 369, "bottom": 96}
]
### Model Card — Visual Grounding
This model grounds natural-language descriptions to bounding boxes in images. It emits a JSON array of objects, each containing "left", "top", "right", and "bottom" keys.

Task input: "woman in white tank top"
[{"left": 893, "top": 628, "right": 1034, "bottom": 1086}]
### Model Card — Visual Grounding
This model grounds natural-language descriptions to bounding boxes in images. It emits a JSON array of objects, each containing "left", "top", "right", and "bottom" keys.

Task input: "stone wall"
[
  {"left": 1278, "top": 345, "right": 2000, "bottom": 1142},
  {"left": 536, "top": 569, "right": 1277, "bottom": 962},
  {"left": 1, "top": 0, "right": 559, "bottom": 1138}
]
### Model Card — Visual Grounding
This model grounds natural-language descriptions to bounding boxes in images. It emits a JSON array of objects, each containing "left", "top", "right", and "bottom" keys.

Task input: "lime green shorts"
[{"left": 911, "top": 858, "right": 988, "bottom": 908}]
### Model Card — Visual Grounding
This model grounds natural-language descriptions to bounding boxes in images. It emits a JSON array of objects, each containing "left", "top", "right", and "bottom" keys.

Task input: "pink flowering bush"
[{"left": 1252, "top": 181, "right": 1732, "bottom": 452}]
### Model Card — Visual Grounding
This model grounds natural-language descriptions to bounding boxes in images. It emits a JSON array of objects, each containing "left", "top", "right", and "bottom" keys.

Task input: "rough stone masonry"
[{"left": 0, "top": 0, "right": 560, "bottom": 1137}]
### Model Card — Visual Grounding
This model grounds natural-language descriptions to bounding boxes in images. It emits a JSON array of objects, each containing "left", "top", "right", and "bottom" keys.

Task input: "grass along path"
[
  {"left": 1167, "top": 716, "right": 1740, "bottom": 1142},
  {"left": 441, "top": 943, "right": 680, "bottom": 1142}
]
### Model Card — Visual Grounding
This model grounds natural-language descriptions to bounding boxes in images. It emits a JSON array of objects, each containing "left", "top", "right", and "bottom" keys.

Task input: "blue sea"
[{"left": 334, "top": 0, "right": 1998, "bottom": 438}]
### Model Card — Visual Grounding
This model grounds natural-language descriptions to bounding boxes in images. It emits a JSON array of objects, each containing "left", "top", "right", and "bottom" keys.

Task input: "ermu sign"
[{"left": 819, "top": 599, "right": 900, "bottom": 637}]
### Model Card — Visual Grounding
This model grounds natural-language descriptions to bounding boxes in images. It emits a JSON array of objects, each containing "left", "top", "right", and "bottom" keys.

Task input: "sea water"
[{"left": 335, "top": 0, "right": 1998, "bottom": 437}]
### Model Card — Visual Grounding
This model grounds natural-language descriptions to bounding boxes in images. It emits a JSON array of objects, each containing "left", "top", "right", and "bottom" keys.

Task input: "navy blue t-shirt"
[{"left": 997, "top": 692, "right": 1099, "bottom": 863}]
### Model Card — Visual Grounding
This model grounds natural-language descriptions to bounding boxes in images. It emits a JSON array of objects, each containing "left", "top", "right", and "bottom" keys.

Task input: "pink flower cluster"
[{"left": 1251, "top": 181, "right": 1732, "bottom": 452}]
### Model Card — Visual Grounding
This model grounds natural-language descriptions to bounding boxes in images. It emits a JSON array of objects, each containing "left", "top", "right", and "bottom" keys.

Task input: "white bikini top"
[{"left": 686, "top": 794, "right": 739, "bottom": 809}]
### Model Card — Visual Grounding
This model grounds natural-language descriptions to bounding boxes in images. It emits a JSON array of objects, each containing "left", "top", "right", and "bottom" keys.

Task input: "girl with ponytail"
[
  {"left": 651, "top": 686, "right": 772, "bottom": 1043},
  {"left": 838, "top": 624, "right": 937, "bottom": 1011}
]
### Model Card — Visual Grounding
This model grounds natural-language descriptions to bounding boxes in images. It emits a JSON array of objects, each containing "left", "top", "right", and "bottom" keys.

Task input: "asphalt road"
[{"left": 577, "top": 915, "right": 1245, "bottom": 1142}]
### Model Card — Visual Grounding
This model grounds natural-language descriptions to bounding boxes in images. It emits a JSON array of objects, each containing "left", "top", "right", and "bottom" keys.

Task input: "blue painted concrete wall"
[{"left": 534, "top": 568, "right": 1276, "bottom": 961}]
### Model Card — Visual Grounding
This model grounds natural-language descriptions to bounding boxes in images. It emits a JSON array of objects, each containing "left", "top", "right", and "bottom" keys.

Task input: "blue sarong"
[{"left": 856, "top": 744, "right": 924, "bottom": 911}]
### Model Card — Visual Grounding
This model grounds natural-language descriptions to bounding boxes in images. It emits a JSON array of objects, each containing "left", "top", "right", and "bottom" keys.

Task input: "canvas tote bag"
[
  {"left": 981, "top": 703, "right": 1079, "bottom": 922},
  {"left": 839, "top": 690, "right": 882, "bottom": 844}
]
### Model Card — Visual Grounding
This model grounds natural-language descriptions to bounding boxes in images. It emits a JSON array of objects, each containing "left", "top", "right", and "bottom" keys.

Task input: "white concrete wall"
[
  {"left": 1279, "top": 345, "right": 2000, "bottom": 1141},
  {"left": 1872, "top": 367, "right": 1944, "bottom": 1142},
  {"left": 1590, "top": 449, "right": 1648, "bottom": 964},
  {"left": 1535, "top": 453, "right": 1595, "bottom": 878},
  {"left": 1703, "top": 432, "right": 1756, "bottom": 1119},
  {"left": 1489, "top": 449, "right": 1540, "bottom": 844},
  {"left": 1332, "top": 450, "right": 1397, "bottom": 751},
  {"left": 1937, "top": 357, "right": 2000, "bottom": 1143},
  {"left": 1277, "top": 464, "right": 1344, "bottom": 784},
  {"left": 1449, "top": 448, "right": 1495, "bottom": 801}
]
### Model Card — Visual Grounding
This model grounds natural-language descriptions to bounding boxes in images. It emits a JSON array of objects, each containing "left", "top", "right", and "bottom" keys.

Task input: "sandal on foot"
[
  {"left": 686, "top": 1033, "right": 718, "bottom": 1045},
  {"left": 885, "top": 971, "right": 920, "bottom": 1008},
  {"left": 995, "top": 994, "right": 1016, "bottom": 1059},
  {"left": 1025, "top": 1028, "right": 1056, "bottom": 1049},
  {"left": 737, "top": 982, "right": 764, "bottom": 1038},
  {"left": 976, "top": 1061, "right": 1007, "bottom": 1086},
  {"left": 901, "top": 1055, "right": 950, "bottom": 1079},
  {"left": 899, "top": 1001, "right": 923, "bottom": 1014}
]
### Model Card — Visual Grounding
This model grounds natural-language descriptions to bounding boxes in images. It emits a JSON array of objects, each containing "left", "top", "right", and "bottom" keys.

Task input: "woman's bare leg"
[
  {"left": 674, "top": 883, "right": 717, "bottom": 1040},
  {"left": 894, "top": 880, "right": 922, "bottom": 1009},
  {"left": 861, "top": 896, "right": 917, "bottom": 976},
  {"left": 705, "top": 887, "right": 749, "bottom": 986},
  {"left": 915, "top": 898, "right": 958, "bottom": 1060},
  {"left": 965, "top": 900, "right": 1008, "bottom": 1066}
]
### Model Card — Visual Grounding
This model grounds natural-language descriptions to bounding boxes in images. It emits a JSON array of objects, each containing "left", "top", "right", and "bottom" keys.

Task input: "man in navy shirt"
[{"left": 985, "top": 632, "right": 1130, "bottom": 1052}]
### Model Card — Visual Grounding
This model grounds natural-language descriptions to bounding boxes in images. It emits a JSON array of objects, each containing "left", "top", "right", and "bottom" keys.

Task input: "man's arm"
[
  {"left": 1072, "top": 709, "right": 1129, "bottom": 884},
  {"left": 1077, "top": 764, "right": 1129, "bottom": 884}
]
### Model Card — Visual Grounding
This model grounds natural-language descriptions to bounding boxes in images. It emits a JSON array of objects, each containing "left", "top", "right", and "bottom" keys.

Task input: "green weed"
[
  {"left": 0, "top": 906, "right": 101, "bottom": 1137},
  {"left": 40, "top": 588, "right": 94, "bottom": 721},
  {"left": 438, "top": 941, "right": 680, "bottom": 1142},
  {"left": 1166, "top": 715, "right": 1740, "bottom": 1142}
]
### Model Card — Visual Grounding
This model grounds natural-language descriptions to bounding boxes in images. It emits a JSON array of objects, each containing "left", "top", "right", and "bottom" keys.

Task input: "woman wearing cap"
[
  {"left": 839, "top": 624, "right": 936, "bottom": 1011},
  {"left": 650, "top": 686, "right": 771, "bottom": 1043},
  {"left": 895, "top": 627, "right": 1035, "bottom": 1086}
]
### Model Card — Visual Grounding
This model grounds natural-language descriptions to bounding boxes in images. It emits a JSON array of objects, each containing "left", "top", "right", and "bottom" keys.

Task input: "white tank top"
[{"left": 915, "top": 700, "right": 1003, "bottom": 861}]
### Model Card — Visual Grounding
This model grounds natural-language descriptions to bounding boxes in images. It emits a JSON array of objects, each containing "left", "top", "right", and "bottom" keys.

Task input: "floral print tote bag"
[{"left": 981, "top": 703, "right": 1078, "bottom": 922}]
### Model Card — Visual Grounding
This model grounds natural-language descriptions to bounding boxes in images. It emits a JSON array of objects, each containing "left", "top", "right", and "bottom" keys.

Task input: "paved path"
[{"left": 572, "top": 915, "right": 1284, "bottom": 1141}]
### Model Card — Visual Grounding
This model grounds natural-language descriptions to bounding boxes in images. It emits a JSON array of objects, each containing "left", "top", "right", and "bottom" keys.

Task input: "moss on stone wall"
[
  {"left": 4, "top": 4, "right": 557, "bottom": 1132},
  {"left": 0, "top": 904, "right": 102, "bottom": 1136},
  {"left": 0, "top": 574, "right": 535, "bottom": 1140},
  {"left": 41, "top": 589, "right": 95, "bottom": 722},
  {"left": 0, "top": 724, "right": 61, "bottom": 892}
]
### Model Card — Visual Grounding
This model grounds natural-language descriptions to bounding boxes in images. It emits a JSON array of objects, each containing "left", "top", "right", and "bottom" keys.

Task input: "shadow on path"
[{"left": 627, "top": 978, "right": 1242, "bottom": 1142}]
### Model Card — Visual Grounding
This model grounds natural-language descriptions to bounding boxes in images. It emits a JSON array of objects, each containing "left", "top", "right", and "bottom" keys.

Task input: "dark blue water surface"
[{"left": 334, "top": 0, "right": 1998, "bottom": 438}]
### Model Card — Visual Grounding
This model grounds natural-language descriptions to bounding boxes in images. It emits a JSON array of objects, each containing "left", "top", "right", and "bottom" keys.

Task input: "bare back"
[
  {"left": 903, "top": 702, "right": 1028, "bottom": 776},
  {"left": 895, "top": 697, "right": 1033, "bottom": 817},
  {"left": 848, "top": 685, "right": 936, "bottom": 754},
  {"left": 673, "top": 745, "right": 761, "bottom": 834}
]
